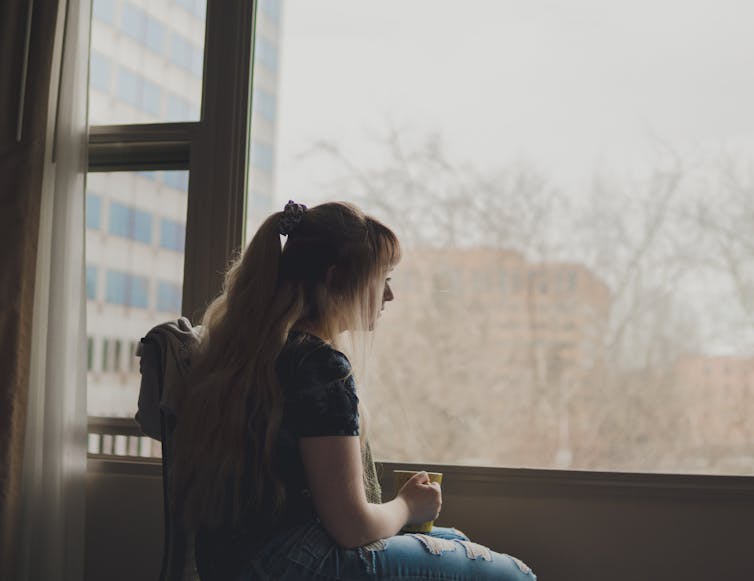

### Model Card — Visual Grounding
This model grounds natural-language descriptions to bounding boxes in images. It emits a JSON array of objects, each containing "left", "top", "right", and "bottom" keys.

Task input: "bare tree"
[{"left": 299, "top": 130, "right": 752, "bottom": 474}]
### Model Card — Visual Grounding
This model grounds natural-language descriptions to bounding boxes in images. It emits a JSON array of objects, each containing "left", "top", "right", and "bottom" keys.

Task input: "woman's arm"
[{"left": 300, "top": 436, "right": 441, "bottom": 549}]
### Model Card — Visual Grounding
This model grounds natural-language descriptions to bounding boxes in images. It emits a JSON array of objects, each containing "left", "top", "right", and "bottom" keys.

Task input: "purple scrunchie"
[{"left": 278, "top": 200, "right": 307, "bottom": 236}]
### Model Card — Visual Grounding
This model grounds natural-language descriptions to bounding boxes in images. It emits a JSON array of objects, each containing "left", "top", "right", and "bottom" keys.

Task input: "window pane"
[
  {"left": 86, "top": 192, "right": 102, "bottom": 229},
  {"left": 89, "top": 0, "right": 206, "bottom": 124},
  {"left": 86, "top": 171, "right": 187, "bottom": 417},
  {"left": 246, "top": 0, "right": 754, "bottom": 476},
  {"left": 245, "top": 0, "right": 282, "bottom": 235},
  {"left": 159, "top": 218, "right": 186, "bottom": 252}
]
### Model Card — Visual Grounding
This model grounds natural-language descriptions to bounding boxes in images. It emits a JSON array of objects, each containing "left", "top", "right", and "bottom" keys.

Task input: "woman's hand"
[{"left": 396, "top": 471, "right": 442, "bottom": 524}]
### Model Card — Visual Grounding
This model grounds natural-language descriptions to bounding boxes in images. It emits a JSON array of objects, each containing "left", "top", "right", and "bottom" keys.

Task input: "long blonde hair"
[{"left": 171, "top": 201, "right": 400, "bottom": 530}]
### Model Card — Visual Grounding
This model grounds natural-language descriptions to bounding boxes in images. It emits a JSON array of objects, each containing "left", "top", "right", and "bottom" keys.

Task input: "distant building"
[
  {"left": 369, "top": 246, "right": 612, "bottom": 466},
  {"left": 390, "top": 247, "right": 611, "bottom": 376},
  {"left": 86, "top": 0, "right": 282, "bottom": 417}
]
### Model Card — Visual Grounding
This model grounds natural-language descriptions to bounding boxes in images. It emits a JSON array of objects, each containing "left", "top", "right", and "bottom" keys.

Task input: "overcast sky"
[
  {"left": 275, "top": 0, "right": 754, "bottom": 195},
  {"left": 271, "top": 0, "right": 754, "bottom": 355}
]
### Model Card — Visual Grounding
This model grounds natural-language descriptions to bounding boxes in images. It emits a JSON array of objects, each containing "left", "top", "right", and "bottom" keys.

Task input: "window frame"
[
  {"left": 84, "top": 0, "right": 754, "bottom": 488},
  {"left": 87, "top": 0, "right": 255, "bottom": 323}
]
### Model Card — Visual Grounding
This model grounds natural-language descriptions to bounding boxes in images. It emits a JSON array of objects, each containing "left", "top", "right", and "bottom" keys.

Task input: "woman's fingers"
[{"left": 411, "top": 471, "right": 429, "bottom": 484}]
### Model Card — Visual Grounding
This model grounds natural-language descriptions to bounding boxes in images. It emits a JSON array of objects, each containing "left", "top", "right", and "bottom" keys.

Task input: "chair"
[{"left": 136, "top": 317, "right": 201, "bottom": 581}]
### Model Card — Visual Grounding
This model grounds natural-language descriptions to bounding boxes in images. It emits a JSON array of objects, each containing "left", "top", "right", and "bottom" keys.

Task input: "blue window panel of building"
[
  {"left": 117, "top": 67, "right": 161, "bottom": 116},
  {"left": 92, "top": 0, "right": 116, "bottom": 24},
  {"left": 130, "top": 276, "right": 149, "bottom": 308},
  {"left": 117, "top": 68, "right": 141, "bottom": 108},
  {"left": 86, "top": 192, "right": 102, "bottom": 230},
  {"left": 106, "top": 271, "right": 149, "bottom": 308},
  {"left": 109, "top": 202, "right": 153, "bottom": 244},
  {"left": 157, "top": 281, "right": 182, "bottom": 313},
  {"left": 259, "top": 0, "right": 280, "bottom": 25},
  {"left": 256, "top": 37, "right": 278, "bottom": 72},
  {"left": 86, "top": 266, "right": 98, "bottom": 300},
  {"left": 160, "top": 218, "right": 186, "bottom": 252},
  {"left": 252, "top": 88, "right": 276, "bottom": 121},
  {"left": 121, "top": 3, "right": 146, "bottom": 41},
  {"left": 109, "top": 203, "right": 130, "bottom": 238},
  {"left": 250, "top": 140, "right": 274, "bottom": 173},
  {"left": 145, "top": 18, "right": 165, "bottom": 53},
  {"left": 143, "top": 79, "right": 162, "bottom": 116},
  {"left": 133, "top": 209, "right": 152, "bottom": 243},
  {"left": 170, "top": 33, "right": 193, "bottom": 71},
  {"left": 90, "top": 52, "right": 111, "bottom": 92},
  {"left": 162, "top": 171, "right": 189, "bottom": 192}
]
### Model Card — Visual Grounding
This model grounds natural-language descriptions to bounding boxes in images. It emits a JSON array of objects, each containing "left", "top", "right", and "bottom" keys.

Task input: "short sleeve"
[{"left": 288, "top": 348, "right": 360, "bottom": 438}]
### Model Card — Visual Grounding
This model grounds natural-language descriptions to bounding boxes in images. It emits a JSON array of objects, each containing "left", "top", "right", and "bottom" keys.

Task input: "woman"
[{"left": 172, "top": 201, "right": 536, "bottom": 580}]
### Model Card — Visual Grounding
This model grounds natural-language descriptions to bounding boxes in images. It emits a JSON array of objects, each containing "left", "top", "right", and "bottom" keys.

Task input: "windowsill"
[{"left": 87, "top": 456, "right": 754, "bottom": 500}]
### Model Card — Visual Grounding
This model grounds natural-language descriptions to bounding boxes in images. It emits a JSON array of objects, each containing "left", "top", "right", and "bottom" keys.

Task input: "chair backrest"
[{"left": 136, "top": 318, "right": 201, "bottom": 581}]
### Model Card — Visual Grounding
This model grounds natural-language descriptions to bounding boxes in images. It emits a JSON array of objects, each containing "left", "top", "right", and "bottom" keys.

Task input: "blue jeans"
[{"left": 242, "top": 518, "right": 536, "bottom": 580}]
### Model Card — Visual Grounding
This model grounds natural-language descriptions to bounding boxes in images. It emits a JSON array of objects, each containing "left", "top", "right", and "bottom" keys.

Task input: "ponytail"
[{"left": 172, "top": 212, "right": 298, "bottom": 529}]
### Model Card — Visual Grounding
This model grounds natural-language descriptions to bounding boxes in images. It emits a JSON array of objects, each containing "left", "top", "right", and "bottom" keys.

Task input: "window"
[
  {"left": 162, "top": 170, "right": 189, "bottom": 191},
  {"left": 168, "top": 33, "right": 202, "bottom": 77},
  {"left": 86, "top": 171, "right": 188, "bottom": 417},
  {"left": 170, "top": 33, "right": 193, "bottom": 71},
  {"left": 101, "top": 338, "right": 109, "bottom": 372},
  {"left": 255, "top": 36, "right": 278, "bottom": 72},
  {"left": 116, "top": 68, "right": 141, "bottom": 109},
  {"left": 146, "top": 18, "right": 165, "bottom": 53},
  {"left": 86, "top": 1, "right": 244, "bottom": 422},
  {"left": 109, "top": 202, "right": 153, "bottom": 244},
  {"left": 87, "top": 337, "right": 94, "bottom": 371},
  {"left": 120, "top": 3, "right": 146, "bottom": 41},
  {"left": 82, "top": 0, "right": 754, "bottom": 489},
  {"left": 156, "top": 281, "right": 182, "bottom": 313},
  {"left": 128, "top": 341, "right": 138, "bottom": 372},
  {"left": 160, "top": 218, "right": 186, "bottom": 252},
  {"left": 86, "top": 265, "right": 98, "bottom": 300},
  {"left": 106, "top": 270, "right": 149, "bottom": 308},
  {"left": 90, "top": 0, "right": 206, "bottom": 124},
  {"left": 116, "top": 67, "right": 162, "bottom": 116},
  {"left": 166, "top": 94, "right": 193, "bottom": 122},
  {"left": 114, "top": 339, "right": 123, "bottom": 372},
  {"left": 137, "top": 171, "right": 158, "bottom": 181},
  {"left": 252, "top": 1, "right": 754, "bottom": 477},
  {"left": 89, "top": 52, "right": 111, "bottom": 93},
  {"left": 142, "top": 79, "right": 162, "bottom": 116},
  {"left": 119, "top": 1, "right": 166, "bottom": 53},
  {"left": 86, "top": 192, "right": 102, "bottom": 230}
]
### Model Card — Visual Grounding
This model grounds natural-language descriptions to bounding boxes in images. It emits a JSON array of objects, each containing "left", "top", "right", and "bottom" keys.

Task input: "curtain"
[{"left": 0, "top": 0, "right": 90, "bottom": 579}]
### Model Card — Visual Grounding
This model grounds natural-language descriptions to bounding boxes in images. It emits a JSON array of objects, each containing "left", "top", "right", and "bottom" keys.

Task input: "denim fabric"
[{"left": 239, "top": 519, "right": 536, "bottom": 581}]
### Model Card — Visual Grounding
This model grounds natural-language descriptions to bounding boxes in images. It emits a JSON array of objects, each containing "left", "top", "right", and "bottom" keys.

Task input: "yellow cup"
[{"left": 393, "top": 470, "right": 443, "bottom": 533}]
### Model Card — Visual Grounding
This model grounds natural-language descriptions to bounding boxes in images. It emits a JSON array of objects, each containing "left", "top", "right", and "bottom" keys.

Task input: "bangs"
[{"left": 368, "top": 218, "right": 402, "bottom": 270}]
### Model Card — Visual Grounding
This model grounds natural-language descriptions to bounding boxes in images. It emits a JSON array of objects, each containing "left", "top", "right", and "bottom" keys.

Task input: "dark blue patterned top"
[
  {"left": 278, "top": 330, "right": 360, "bottom": 438},
  {"left": 195, "top": 331, "right": 360, "bottom": 581}
]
